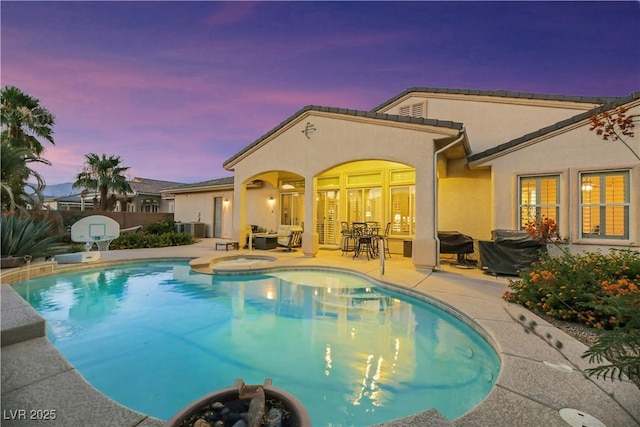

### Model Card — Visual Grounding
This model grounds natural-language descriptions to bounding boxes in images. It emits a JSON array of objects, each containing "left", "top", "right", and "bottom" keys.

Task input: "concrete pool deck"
[{"left": 1, "top": 239, "right": 639, "bottom": 427}]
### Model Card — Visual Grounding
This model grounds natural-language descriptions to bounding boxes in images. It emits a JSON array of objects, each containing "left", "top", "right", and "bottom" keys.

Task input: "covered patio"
[{"left": 224, "top": 106, "right": 470, "bottom": 270}]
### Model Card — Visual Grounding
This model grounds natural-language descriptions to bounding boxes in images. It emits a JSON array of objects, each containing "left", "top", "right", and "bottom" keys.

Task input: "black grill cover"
[
  {"left": 438, "top": 231, "right": 474, "bottom": 254},
  {"left": 478, "top": 233, "right": 547, "bottom": 276}
]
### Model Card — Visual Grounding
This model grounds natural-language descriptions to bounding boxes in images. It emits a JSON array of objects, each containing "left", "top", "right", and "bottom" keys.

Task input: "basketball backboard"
[{"left": 71, "top": 215, "right": 120, "bottom": 243}]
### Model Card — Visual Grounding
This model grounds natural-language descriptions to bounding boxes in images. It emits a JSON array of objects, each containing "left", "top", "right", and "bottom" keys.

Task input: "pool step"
[{"left": 1, "top": 285, "right": 45, "bottom": 347}]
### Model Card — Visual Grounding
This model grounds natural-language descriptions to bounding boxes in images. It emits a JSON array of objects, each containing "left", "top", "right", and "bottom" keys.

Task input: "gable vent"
[
  {"left": 411, "top": 103, "right": 424, "bottom": 118},
  {"left": 399, "top": 105, "right": 410, "bottom": 116}
]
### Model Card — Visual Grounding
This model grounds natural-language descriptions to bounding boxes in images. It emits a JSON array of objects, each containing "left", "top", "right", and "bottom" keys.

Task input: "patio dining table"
[{"left": 351, "top": 222, "right": 380, "bottom": 260}]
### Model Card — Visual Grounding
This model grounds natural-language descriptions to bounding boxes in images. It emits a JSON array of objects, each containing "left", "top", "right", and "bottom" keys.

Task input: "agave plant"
[{"left": 1, "top": 213, "right": 63, "bottom": 258}]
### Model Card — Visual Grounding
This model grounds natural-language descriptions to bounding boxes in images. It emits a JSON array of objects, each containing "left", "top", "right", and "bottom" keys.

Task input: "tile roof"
[
  {"left": 223, "top": 105, "right": 464, "bottom": 169},
  {"left": 129, "top": 177, "right": 187, "bottom": 195},
  {"left": 468, "top": 90, "right": 640, "bottom": 163},
  {"left": 162, "top": 176, "right": 235, "bottom": 192},
  {"left": 370, "top": 86, "right": 618, "bottom": 112},
  {"left": 52, "top": 194, "right": 83, "bottom": 203}
]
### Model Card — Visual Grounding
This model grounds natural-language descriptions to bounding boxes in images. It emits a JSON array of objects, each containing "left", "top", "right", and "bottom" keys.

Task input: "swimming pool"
[{"left": 12, "top": 261, "right": 500, "bottom": 426}]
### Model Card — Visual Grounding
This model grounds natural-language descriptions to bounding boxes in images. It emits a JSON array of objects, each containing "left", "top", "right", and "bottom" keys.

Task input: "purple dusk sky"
[{"left": 2, "top": 1, "right": 639, "bottom": 185}]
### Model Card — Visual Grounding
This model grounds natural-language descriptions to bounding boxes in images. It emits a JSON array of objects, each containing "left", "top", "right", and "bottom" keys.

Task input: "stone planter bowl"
[{"left": 164, "top": 378, "right": 312, "bottom": 427}]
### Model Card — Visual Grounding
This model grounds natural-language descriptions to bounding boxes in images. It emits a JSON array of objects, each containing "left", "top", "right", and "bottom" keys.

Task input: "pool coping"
[{"left": 2, "top": 240, "right": 639, "bottom": 427}]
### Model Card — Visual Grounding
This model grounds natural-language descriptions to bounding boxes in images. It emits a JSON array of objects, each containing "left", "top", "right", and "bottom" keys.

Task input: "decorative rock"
[
  {"left": 194, "top": 418, "right": 212, "bottom": 427},
  {"left": 247, "top": 388, "right": 266, "bottom": 427},
  {"left": 264, "top": 407, "right": 282, "bottom": 427},
  {"left": 213, "top": 421, "right": 224, "bottom": 427},
  {"left": 232, "top": 420, "right": 247, "bottom": 427},
  {"left": 211, "top": 402, "right": 225, "bottom": 410}
]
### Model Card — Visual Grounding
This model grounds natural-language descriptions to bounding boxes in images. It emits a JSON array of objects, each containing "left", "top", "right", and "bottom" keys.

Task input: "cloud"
[{"left": 205, "top": 2, "right": 259, "bottom": 26}]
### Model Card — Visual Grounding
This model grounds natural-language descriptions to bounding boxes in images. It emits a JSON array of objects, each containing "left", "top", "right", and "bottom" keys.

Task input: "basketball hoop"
[
  {"left": 70, "top": 215, "right": 120, "bottom": 252},
  {"left": 95, "top": 239, "right": 113, "bottom": 251}
]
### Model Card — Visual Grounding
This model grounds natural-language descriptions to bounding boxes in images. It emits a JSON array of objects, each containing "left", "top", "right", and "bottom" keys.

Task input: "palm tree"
[
  {"left": 73, "top": 153, "right": 132, "bottom": 211},
  {"left": 1, "top": 86, "right": 55, "bottom": 211},
  {"left": 1, "top": 139, "right": 50, "bottom": 212},
  {"left": 1, "top": 86, "right": 55, "bottom": 156}
]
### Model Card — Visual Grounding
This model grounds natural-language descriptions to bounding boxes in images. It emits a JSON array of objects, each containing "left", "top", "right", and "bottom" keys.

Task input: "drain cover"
[
  {"left": 559, "top": 408, "right": 606, "bottom": 427},
  {"left": 543, "top": 360, "right": 574, "bottom": 373}
]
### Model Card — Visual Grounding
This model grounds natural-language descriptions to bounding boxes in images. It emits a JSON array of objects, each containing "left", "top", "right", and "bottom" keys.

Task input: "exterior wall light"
[{"left": 223, "top": 198, "right": 230, "bottom": 207}]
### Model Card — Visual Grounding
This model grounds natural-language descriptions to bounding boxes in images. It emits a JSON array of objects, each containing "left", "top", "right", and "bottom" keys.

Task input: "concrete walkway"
[{"left": 1, "top": 239, "right": 639, "bottom": 427}]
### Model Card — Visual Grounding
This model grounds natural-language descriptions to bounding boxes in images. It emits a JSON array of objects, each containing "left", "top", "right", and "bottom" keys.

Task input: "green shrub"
[
  {"left": 582, "top": 291, "right": 640, "bottom": 382},
  {"left": 503, "top": 249, "right": 640, "bottom": 329},
  {"left": 1, "top": 213, "right": 64, "bottom": 258},
  {"left": 505, "top": 249, "right": 640, "bottom": 384},
  {"left": 143, "top": 218, "right": 175, "bottom": 235},
  {"left": 110, "top": 231, "right": 194, "bottom": 249}
]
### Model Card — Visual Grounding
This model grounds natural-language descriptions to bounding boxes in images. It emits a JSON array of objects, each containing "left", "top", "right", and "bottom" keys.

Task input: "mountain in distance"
[{"left": 42, "top": 182, "right": 76, "bottom": 197}]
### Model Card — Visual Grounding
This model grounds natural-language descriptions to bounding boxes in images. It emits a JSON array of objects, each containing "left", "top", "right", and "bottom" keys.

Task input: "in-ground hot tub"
[{"left": 191, "top": 255, "right": 277, "bottom": 275}]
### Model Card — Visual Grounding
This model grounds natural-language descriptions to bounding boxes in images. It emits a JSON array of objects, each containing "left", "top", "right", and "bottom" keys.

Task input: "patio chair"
[
  {"left": 353, "top": 224, "right": 376, "bottom": 260},
  {"left": 341, "top": 222, "right": 357, "bottom": 255},
  {"left": 278, "top": 227, "right": 303, "bottom": 251},
  {"left": 376, "top": 222, "right": 391, "bottom": 259}
]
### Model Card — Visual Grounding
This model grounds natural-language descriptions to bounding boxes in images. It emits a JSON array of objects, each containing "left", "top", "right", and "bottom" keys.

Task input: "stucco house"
[
  {"left": 167, "top": 87, "right": 640, "bottom": 270},
  {"left": 46, "top": 177, "right": 183, "bottom": 213}
]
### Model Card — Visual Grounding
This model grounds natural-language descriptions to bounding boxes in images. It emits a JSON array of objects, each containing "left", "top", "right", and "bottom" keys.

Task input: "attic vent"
[
  {"left": 399, "top": 102, "right": 426, "bottom": 118},
  {"left": 411, "top": 103, "right": 424, "bottom": 118}
]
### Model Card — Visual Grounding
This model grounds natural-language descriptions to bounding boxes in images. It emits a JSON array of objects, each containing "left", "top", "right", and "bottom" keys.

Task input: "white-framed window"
[
  {"left": 390, "top": 186, "right": 415, "bottom": 236},
  {"left": 281, "top": 192, "right": 304, "bottom": 226},
  {"left": 518, "top": 175, "right": 560, "bottom": 231},
  {"left": 347, "top": 187, "right": 382, "bottom": 224},
  {"left": 580, "top": 170, "right": 630, "bottom": 239}
]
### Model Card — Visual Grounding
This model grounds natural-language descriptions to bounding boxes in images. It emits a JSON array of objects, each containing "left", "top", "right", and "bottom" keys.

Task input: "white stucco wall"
[
  {"left": 245, "top": 183, "right": 280, "bottom": 233},
  {"left": 438, "top": 163, "right": 492, "bottom": 241},
  {"left": 381, "top": 94, "right": 599, "bottom": 153},
  {"left": 174, "top": 190, "right": 233, "bottom": 238},
  {"left": 481, "top": 108, "right": 640, "bottom": 251}
]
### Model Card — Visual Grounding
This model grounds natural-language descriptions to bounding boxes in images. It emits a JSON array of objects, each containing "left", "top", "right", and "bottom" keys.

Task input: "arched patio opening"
[
  {"left": 236, "top": 171, "right": 305, "bottom": 245},
  {"left": 315, "top": 159, "right": 415, "bottom": 255}
]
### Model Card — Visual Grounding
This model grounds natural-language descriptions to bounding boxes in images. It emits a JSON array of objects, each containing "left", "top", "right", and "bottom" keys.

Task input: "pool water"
[{"left": 13, "top": 261, "right": 500, "bottom": 426}]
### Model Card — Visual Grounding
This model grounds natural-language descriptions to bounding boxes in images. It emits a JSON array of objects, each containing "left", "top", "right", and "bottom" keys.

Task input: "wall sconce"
[
  {"left": 268, "top": 196, "right": 275, "bottom": 213},
  {"left": 223, "top": 198, "right": 229, "bottom": 207}
]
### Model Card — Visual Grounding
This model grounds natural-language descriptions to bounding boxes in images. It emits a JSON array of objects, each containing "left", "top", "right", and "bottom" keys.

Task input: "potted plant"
[
  {"left": 164, "top": 379, "right": 311, "bottom": 427},
  {"left": 1, "top": 213, "right": 62, "bottom": 268}
]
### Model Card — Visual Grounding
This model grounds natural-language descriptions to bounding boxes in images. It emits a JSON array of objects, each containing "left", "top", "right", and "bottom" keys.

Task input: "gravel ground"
[
  {"left": 540, "top": 314, "right": 599, "bottom": 346},
  {"left": 538, "top": 313, "right": 640, "bottom": 389}
]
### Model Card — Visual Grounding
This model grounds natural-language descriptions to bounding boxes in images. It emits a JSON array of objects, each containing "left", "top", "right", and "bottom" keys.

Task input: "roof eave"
[{"left": 468, "top": 90, "right": 640, "bottom": 166}]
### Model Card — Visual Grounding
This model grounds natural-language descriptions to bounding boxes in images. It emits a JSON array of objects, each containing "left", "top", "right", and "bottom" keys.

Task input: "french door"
[{"left": 316, "top": 190, "right": 340, "bottom": 245}]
